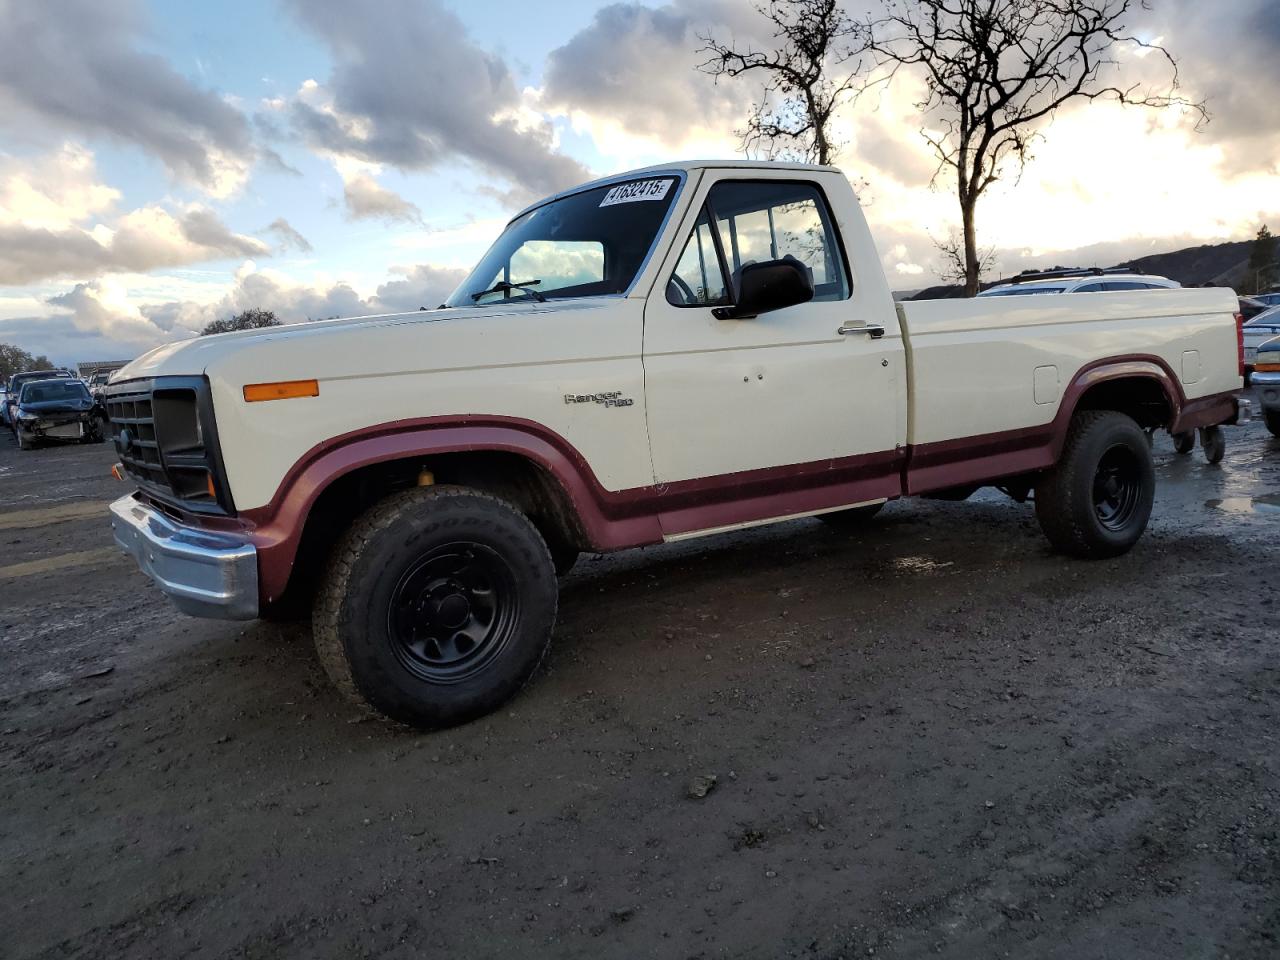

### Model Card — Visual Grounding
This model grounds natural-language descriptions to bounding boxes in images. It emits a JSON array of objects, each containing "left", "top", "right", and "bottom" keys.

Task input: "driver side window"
[{"left": 666, "top": 179, "right": 850, "bottom": 307}]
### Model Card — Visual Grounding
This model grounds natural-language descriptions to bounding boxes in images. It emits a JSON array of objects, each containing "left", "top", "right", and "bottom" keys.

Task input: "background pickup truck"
[{"left": 105, "top": 160, "right": 1245, "bottom": 728}]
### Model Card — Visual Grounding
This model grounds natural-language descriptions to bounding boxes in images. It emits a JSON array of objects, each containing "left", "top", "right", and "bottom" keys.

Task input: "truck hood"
[{"left": 115, "top": 300, "right": 605, "bottom": 381}]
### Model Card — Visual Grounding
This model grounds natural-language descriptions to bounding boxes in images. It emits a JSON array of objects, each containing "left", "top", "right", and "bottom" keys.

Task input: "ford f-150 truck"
[{"left": 106, "top": 160, "right": 1245, "bottom": 728}]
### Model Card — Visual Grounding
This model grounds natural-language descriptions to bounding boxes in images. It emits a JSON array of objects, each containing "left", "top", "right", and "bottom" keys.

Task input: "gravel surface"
[{"left": 1, "top": 400, "right": 1277, "bottom": 959}]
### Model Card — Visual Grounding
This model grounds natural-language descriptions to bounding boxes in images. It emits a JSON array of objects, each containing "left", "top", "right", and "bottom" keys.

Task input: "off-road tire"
[
  {"left": 1200, "top": 425, "right": 1225, "bottom": 464},
  {"left": 819, "top": 501, "right": 885, "bottom": 529},
  {"left": 312, "top": 485, "right": 558, "bottom": 729},
  {"left": 1266, "top": 410, "right": 1280, "bottom": 438},
  {"left": 1035, "top": 411, "right": 1154, "bottom": 559}
]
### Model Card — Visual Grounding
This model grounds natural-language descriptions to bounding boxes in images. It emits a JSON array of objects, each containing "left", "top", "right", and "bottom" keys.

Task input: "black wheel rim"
[
  {"left": 1092, "top": 444, "right": 1143, "bottom": 531},
  {"left": 386, "top": 543, "right": 519, "bottom": 683}
]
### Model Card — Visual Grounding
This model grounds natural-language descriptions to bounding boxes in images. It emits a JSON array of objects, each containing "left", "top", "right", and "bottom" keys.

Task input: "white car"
[
  {"left": 1243, "top": 305, "right": 1280, "bottom": 371},
  {"left": 104, "top": 159, "right": 1245, "bottom": 729},
  {"left": 978, "top": 271, "right": 1181, "bottom": 297}
]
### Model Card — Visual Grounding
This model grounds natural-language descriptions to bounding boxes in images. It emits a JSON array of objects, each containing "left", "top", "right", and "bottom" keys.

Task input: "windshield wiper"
[{"left": 470, "top": 279, "right": 546, "bottom": 303}]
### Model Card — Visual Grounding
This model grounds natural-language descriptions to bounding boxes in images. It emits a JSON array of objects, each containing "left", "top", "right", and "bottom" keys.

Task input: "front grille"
[
  {"left": 105, "top": 385, "right": 164, "bottom": 487},
  {"left": 105, "top": 376, "right": 233, "bottom": 515}
]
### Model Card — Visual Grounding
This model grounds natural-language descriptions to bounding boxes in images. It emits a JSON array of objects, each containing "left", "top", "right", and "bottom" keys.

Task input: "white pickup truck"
[{"left": 106, "top": 160, "right": 1245, "bottom": 728}]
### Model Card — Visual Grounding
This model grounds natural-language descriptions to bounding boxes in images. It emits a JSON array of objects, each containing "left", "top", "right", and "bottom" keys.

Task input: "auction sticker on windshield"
[{"left": 599, "top": 179, "right": 674, "bottom": 207}]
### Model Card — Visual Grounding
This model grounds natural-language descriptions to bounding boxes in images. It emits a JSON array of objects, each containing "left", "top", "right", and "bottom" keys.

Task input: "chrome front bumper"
[{"left": 109, "top": 494, "right": 259, "bottom": 620}]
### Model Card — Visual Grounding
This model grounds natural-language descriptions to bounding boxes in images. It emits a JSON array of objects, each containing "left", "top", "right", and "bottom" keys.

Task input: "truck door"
[{"left": 642, "top": 173, "right": 905, "bottom": 537}]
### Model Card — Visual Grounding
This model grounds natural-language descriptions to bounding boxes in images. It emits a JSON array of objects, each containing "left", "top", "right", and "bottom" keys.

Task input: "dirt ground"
[{"left": 1, "top": 400, "right": 1277, "bottom": 960}]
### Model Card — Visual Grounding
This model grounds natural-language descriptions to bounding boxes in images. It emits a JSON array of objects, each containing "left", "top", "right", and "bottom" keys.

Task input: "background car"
[
  {"left": 1252, "top": 335, "right": 1280, "bottom": 437},
  {"left": 1250, "top": 292, "right": 1280, "bottom": 308},
  {"left": 11, "top": 378, "right": 103, "bottom": 449},
  {"left": 0, "top": 385, "right": 8, "bottom": 426},
  {"left": 4, "top": 369, "right": 73, "bottom": 433},
  {"left": 978, "top": 268, "right": 1181, "bottom": 297},
  {"left": 1243, "top": 305, "right": 1280, "bottom": 377},
  {"left": 1240, "top": 296, "right": 1271, "bottom": 320}
]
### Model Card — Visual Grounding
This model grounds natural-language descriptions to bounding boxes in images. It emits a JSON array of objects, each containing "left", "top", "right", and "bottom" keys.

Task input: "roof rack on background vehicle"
[{"left": 1005, "top": 266, "right": 1133, "bottom": 285}]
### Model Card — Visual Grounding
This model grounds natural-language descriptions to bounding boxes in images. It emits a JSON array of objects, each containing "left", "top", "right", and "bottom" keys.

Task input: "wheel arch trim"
[{"left": 239, "top": 416, "right": 665, "bottom": 601}]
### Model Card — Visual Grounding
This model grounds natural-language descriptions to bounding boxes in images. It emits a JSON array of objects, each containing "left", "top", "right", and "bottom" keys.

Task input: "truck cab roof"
[{"left": 511, "top": 159, "right": 841, "bottom": 221}]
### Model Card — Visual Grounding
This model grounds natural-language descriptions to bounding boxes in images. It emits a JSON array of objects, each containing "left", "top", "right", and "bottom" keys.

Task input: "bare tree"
[
  {"left": 699, "top": 0, "right": 866, "bottom": 165},
  {"left": 863, "top": 0, "right": 1206, "bottom": 296},
  {"left": 935, "top": 228, "right": 997, "bottom": 288}
]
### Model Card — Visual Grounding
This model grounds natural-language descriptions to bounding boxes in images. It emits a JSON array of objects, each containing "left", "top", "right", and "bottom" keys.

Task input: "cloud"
[
  {"left": 0, "top": 143, "right": 121, "bottom": 230},
  {"left": 0, "top": 146, "right": 271, "bottom": 284},
  {"left": 139, "top": 264, "right": 373, "bottom": 333},
  {"left": 540, "top": 1, "right": 757, "bottom": 163},
  {"left": 264, "top": 217, "right": 313, "bottom": 253},
  {"left": 2, "top": 257, "right": 468, "bottom": 363},
  {"left": 0, "top": 313, "right": 157, "bottom": 367},
  {"left": 0, "top": 206, "right": 270, "bottom": 286},
  {"left": 0, "top": 0, "right": 256, "bottom": 196},
  {"left": 283, "top": 0, "right": 591, "bottom": 199},
  {"left": 1148, "top": 0, "right": 1280, "bottom": 176},
  {"left": 543, "top": 3, "right": 745, "bottom": 136},
  {"left": 342, "top": 173, "right": 424, "bottom": 225},
  {"left": 371, "top": 263, "right": 468, "bottom": 312}
]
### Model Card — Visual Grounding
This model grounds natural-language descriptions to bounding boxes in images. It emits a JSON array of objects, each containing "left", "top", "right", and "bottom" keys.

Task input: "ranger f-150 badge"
[{"left": 564, "top": 391, "right": 634, "bottom": 408}]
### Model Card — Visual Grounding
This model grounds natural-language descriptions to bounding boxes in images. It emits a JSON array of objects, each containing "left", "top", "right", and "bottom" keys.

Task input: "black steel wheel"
[
  {"left": 1091, "top": 445, "right": 1144, "bottom": 532},
  {"left": 313, "top": 486, "right": 558, "bottom": 729},
  {"left": 1035, "top": 411, "right": 1155, "bottom": 559},
  {"left": 387, "top": 543, "right": 520, "bottom": 683}
]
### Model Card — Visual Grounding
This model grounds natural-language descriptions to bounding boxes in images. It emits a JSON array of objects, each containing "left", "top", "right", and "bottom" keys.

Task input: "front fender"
[{"left": 238, "top": 416, "right": 664, "bottom": 602}]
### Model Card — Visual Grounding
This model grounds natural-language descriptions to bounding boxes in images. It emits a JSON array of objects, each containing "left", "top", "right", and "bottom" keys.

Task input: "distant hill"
[
  {"left": 908, "top": 238, "right": 1259, "bottom": 300},
  {"left": 1117, "top": 240, "right": 1254, "bottom": 288}
]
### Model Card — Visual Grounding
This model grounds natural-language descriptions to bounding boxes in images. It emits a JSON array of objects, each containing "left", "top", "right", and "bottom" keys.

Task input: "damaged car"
[{"left": 12, "top": 378, "right": 105, "bottom": 450}]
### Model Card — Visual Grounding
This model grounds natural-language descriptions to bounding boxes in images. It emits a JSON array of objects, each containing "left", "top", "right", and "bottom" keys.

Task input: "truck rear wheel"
[
  {"left": 312, "top": 486, "right": 558, "bottom": 729},
  {"left": 1034, "top": 411, "right": 1154, "bottom": 559}
]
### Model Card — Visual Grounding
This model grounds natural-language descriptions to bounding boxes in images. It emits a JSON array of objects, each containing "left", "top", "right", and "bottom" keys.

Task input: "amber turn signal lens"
[
  {"left": 242, "top": 379, "right": 319, "bottom": 402},
  {"left": 110, "top": 463, "right": 124, "bottom": 481},
  {"left": 206, "top": 473, "right": 217, "bottom": 498}
]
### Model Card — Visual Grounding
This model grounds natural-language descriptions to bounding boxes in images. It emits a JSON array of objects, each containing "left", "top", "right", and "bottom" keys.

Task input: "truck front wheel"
[
  {"left": 312, "top": 486, "right": 558, "bottom": 728},
  {"left": 1034, "top": 411, "right": 1155, "bottom": 559}
]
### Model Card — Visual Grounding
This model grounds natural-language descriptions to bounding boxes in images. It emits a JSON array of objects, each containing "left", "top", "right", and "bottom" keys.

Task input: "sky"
[{"left": 0, "top": 0, "right": 1278, "bottom": 365}]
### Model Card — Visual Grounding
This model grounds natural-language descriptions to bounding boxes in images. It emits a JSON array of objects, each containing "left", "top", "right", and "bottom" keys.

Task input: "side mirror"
[{"left": 714, "top": 258, "right": 815, "bottom": 320}]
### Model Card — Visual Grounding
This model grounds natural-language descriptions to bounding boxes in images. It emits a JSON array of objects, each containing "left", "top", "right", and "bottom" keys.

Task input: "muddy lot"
[{"left": 1, "top": 404, "right": 1277, "bottom": 960}]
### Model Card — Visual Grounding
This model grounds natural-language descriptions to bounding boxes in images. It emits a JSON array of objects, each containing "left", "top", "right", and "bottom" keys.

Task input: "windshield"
[
  {"left": 445, "top": 176, "right": 681, "bottom": 307},
  {"left": 21, "top": 380, "right": 90, "bottom": 404}
]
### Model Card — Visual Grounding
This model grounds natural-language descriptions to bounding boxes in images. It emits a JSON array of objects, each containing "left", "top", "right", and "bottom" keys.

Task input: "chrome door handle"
[{"left": 838, "top": 323, "right": 885, "bottom": 339}]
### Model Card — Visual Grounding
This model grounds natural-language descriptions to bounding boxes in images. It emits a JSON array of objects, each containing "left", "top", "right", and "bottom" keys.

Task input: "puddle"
[{"left": 1205, "top": 493, "right": 1280, "bottom": 515}]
